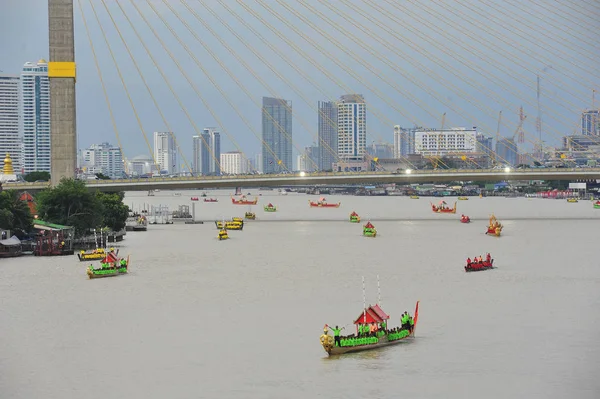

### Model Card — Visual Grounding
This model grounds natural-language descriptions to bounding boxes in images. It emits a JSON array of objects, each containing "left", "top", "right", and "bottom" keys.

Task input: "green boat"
[
  {"left": 349, "top": 212, "right": 361, "bottom": 223},
  {"left": 363, "top": 221, "right": 377, "bottom": 237},
  {"left": 594, "top": 201, "right": 600, "bottom": 209},
  {"left": 264, "top": 203, "right": 277, "bottom": 212},
  {"left": 87, "top": 255, "right": 129, "bottom": 279}
]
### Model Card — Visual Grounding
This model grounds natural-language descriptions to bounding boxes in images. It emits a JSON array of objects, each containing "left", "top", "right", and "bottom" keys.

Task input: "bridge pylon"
[{"left": 48, "top": 0, "right": 77, "bottom": 186}]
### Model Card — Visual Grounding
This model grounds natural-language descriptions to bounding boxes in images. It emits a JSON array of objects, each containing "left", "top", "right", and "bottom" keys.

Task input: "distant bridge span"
[{"left": 4, "top": 168, "right": 600, "bottom": 193}]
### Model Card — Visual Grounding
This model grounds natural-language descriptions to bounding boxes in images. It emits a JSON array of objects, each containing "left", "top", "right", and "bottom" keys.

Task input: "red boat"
[
  {"left": 431, "top": 200, "right": 457, "bottom": 214},
  {"left": 231, "top": 196, "right": 258, "bottom": 205},
  {"left": 191, "top": 197, "right": 199, "bottom": 201},
  {"left": 465, "top": 259, "right": 494, "bottom": 272},
  {"left": 309, "top": 197, "right": 341, "bottom": 208},
  {"left": 460, "top": 214, "right": 470, "bottom": 223},
  {"left": 204, "top": 198, "right": 218, "bottom": 203}
]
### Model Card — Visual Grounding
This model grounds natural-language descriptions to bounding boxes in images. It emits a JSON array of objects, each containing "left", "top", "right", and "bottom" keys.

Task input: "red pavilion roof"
[{"left": 353, "top": 304, "right": 390, "bottom": 325}]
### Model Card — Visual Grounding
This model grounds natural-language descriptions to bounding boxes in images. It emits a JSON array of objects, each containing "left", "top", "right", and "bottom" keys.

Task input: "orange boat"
[
  {"left": 460, "top": 214, "right": 470, "bottom": 223},
  {"left": 431, "top": 200, "right": 457, "bottom": 214},
  {"left": 231, "top": 195, "right": 258, "bottom": 205},
  {"left": 309, "top": 197, "right": 340, "bottom": 208},
  {"left": 191, "top": 197, "right": 199, "bottom": 201},
  {"left": 486, "top": 214, "right": 502, "bottom": 236}
]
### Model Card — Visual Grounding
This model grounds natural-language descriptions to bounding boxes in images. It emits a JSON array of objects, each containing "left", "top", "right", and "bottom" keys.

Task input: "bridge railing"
[{"left": 87, "top": 167, "right": 595, "bottom": 185}]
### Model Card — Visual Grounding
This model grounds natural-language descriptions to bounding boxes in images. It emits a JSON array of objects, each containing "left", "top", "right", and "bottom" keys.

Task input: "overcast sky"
[{"left": 1, "top": 0, "right": 599, "bottom": 166}]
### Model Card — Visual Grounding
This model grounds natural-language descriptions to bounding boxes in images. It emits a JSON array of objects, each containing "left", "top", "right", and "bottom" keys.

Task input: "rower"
[
  {"left": 466, "top": 257, "right": 471, "bottom": 266},
  {"left": 486, "top": 253, "right": 491, "bottom": 263}
]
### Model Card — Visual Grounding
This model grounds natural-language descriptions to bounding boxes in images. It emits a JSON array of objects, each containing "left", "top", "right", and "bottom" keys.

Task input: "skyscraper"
[
  {"left": 581, "top": 110, "right": 599, "bottom": 136},
  {"left": 393, "top": 125, "right": 417, "bottom": 158},
  {"left": 317, "top": 101, "right": 337, "bottom": 171},
  {"left": 496, "top": 138, "right": 518, "bottom": 166},
  {"left": 0, "top": 74, "right": 22, "bottom": 172},
  {"left": 192, "top": 135, "right": 202, "bottom": 176},
  {"left": 21, "top": 60, "right": 50, "bottom": 173},
  {"left": 201, "top": 128, "right": 221, "bottom": 175},
  {"left": 153, "top": 132, "right": 177, "bottom": 174},
  {"left": 81, "top": 142, "right": 124, "bottom": 178},
  {"left": 262, "top": 97, "right": 292, "bottom": 174},
  {"left": 337, "top": 94, "right": 366, "bottom": 161}
]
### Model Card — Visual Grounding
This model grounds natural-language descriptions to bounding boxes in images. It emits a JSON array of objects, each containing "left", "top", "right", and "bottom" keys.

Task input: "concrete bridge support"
[{"left": 48, "top": 0, "right": 77, "bottom": 186}]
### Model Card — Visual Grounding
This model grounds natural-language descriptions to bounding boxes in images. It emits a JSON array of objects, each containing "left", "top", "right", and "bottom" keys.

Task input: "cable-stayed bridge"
[{"left": 42, "top": 0, "right": 599, "bottom": 187}]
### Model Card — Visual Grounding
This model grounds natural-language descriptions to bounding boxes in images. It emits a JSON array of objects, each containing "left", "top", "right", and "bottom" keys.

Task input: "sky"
[{"left": 1, "top": 0, "right": 599, "bottom": 168}]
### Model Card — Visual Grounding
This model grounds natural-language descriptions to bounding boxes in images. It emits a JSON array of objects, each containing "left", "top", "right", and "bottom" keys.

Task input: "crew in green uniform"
[{"left": 329, "top": 325, "right": 344, "bottom": 347}]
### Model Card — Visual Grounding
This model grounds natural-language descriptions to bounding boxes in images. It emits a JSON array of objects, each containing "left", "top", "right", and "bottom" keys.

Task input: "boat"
[
  {"left": 215, "top": 220, "right": 243, "bottom": 230},
  {"left": 204, "top": 198, "right": 218, "bottom": 203},
  {"left": 218, "top": 229, "right": 229, "bottom": 240},
  {"left": 566, "top": 198, "right": 578, "bottom": 203},
  {"left": 465, "top": 256, "right": 494, "bottom": 272},
  {"left": 86, "top": 254, "right": 129, "bottom": 279},
  {"left": 264, "top": 203, "right": 277, "bottom": 212},
  {"left": 320, "top": 301, "right": 419, "bottom": 356},
  {"left": 245, "top": 212, "right": 256, "bottom": 220},
  {"left": 409, "top": 195, "right": 419, "bottom": 199},
  {"left": 431, "top": 200, "right": 457, "bottom": 214},
  {"left": 486, "top": 214, "right": 502, "bottom": 236},
  {"left": 77, "top": 247, "right": 119, "bottom": 262},
  {"left": 0, "top": 235, "right": 23, "bottom": 258},
  {"left": 309, "top": 197, "right": 341, "bottom": 208},
  {"left": 458, "top": 196, "right": 469, "bottom": 200},
  {"left": 594, "top": 201, "right": 600, "bottom": 209},
  {"left": 231, "top": 195, "right": 258, "bottom": 205},
  {"left": 191, "top": 197, "right": 199, "bottom": 201},
  {"left": 363, "top": 221, "right": 377, "bottom": 237},
  {"left": 147, "top": 190, "right": 154, "bottom": 197},
  {"left": 349, "top": 211, "right": 361, "bottom": 223},
  {"left": 460, "top": 214, "right": 471, "bottom": 223}
]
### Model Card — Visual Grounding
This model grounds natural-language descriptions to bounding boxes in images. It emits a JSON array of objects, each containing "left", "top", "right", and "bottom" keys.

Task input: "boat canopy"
[
  {"left": 364, "top": 222, "right": 374, "bottom": 228},
  {"left": 0, "top": 235, "right": 21, "bottom": 247},
  {"left": 353, "top": 304, "right": 390, "bottom": 325},
  {"left": 101, "top": 252, "right": 119, "bottom": 263}
]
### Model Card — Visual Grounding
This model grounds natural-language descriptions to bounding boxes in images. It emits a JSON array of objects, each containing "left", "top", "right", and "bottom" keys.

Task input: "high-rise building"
[
  {"left": 201, "top": 128, "right": 221, "bottom": 175},
  {"left": 495, "top": 138, "right": 518, "bottom": 166},
  {"left": 337, "top": 94, "right": 366, "bottom": 161},
  {"left": 317, "top": 101, "right": 338, "bottom": 171},
  {"left": 153, "top": 132, "right": 177, "bottom": 174},
  {"left": 297, "top": 146, "right": 319, "bottom": 172},
  {"left": 581, "top": 110, "right": 599, "bottom": 136},
  {"left": 81, "top": 142, "right": 124, "bottom": 178},
  {"left": 220, "top": 151, "right": 247, "bottom": 175},
  {"left": 393, "top": 126, "right": 417, "bottom": 158},
  {"left": 368, "top": 142, "right": 394, "bottom": 159},
  {"left": 192, "top": 135, "right": 202, "bottom": 176},
  {"left": 21, "top": 60, "right": 50, "bottom": 174},
  {"left": 414, "top": 128, "right": 477, "bottom": 156},
  {"left": 0, "top": 74, "right": 22, "bottom": 173},
  {"left": 254, "top": 153, "right": 263, "bottom": 174},
  {"left": 262, "top": 97, "right": 292, "bottom": 174}
]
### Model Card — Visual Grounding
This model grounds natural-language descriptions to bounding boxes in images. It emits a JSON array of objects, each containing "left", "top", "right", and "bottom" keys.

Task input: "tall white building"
[
  {"left": 254, "top": 153, "right": 263, "bottom": 174},
  {"left": 153, "top": 131, "right": 177, "bottom": 174},
  {"left": 414, "top": 128, "right": 477, "bottom": 156},
  {"left": 81, "top": 142, "right": 124, "bottom": 178},
  {"left": 220, "top": 151, "right": 247, "bottom": 175},
  {"left": 337, "top": 94, "right": 366, "bottom": 161},
  {"left": 0, "top": 74, "right": 22, "bottom": 173},
  {"left": 21, "top": 60, "right": 50, "bottom": 173}
]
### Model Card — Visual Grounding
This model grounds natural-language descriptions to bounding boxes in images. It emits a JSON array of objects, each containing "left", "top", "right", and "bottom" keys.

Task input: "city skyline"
[{"left": 0, "top": 1, "right": 598, "bottom": 172}]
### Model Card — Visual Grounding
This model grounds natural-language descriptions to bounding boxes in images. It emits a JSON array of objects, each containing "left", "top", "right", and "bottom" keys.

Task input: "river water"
[{"left": 1, "top": 190, "right": 599, "bottom": 398}]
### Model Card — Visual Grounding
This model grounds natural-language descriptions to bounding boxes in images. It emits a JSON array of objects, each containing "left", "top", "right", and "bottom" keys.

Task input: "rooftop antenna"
[
  {"left": 362, "top": 276, "right": 366, "bottom": 324},
  {"left": 593, "top": 89, "right": 597, "bottom": 109},
  {"left": 377, "top": 274, "right": 381, "bottom": 307}
]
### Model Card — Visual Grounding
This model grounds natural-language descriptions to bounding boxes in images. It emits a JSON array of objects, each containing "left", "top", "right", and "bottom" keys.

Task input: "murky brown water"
[{"left": 1, "top": 192, "right": 599, "bottom": 398}]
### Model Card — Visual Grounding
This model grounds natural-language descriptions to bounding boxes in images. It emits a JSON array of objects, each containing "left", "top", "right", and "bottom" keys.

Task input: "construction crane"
[{"left": 512, "top": 106, "right": 527, "bottom": 143}]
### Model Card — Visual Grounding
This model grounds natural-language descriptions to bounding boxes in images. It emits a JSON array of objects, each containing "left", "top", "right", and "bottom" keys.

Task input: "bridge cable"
[
  {"left": 76, "top": 0, "right": 129, "bottom": 175},
  {"left": 111, "top": 0, "right": 223, "bottom": 175},
  {"left": 136, "top": 0, "right": 286, "bottom": 173},
  {"left": 233, "top": 0, "right": 422, "bottom": 170},
  {"left": 157, "top": 0, "right": 306, "bottom": 172},
  {"left": 187, "top": 0, "right": 342, "bottom": 171},
  {"left": 99, "top": 0, "right": 194, "bottom": 175},
  {"left": 252, "top": 0, "right": 458, "bottom": 170},
  {"left": 86, "top": 0, "right": 159, "bottom": 172},
  {"left": 212, "top": 0, "right": 415, "bottom": 170},
  {"left": 552, "top": 0, "right": 600, "bottom": 28}
]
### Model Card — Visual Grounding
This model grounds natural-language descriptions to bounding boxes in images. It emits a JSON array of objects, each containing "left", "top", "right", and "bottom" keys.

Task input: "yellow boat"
[
  {"left": 245, "top": 212, "right": 256, "bottom": 220},
  {"left": 458, "top": 196, "right": 469, "bottom": 200},
  {"left": 218, "top": 229, "right": 229, "bottom": 240},
  {"left": 567, "top": 198, "right": 578, "bottom": 203},
  {"left": 232, "top": 217, "right": 244, "bottom": 222},
  {"left": 215, "top": 220, "right": 243, "bottom": 230},
  {"left": 77, "top": 247, "right": 118, "bottom": 262},
  {"left": 410, "top": 195, "right": 419, "bottom": 199}
]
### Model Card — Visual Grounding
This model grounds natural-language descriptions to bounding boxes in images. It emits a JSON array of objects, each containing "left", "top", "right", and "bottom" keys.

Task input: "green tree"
[
  {"left": 23, "top": 171, "right": 51, "bottom": 182},
  {"left": 0, "top": 190, "right": 34, "bottom": 237},
  {"left": 97, "top": 192, "right": 129, "bottom": 231},
  {"left": 35, "top": 178, "right": 103, "bottom": 236}
]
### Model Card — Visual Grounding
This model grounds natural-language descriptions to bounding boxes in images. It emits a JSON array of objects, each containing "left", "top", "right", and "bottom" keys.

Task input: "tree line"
[{"left": 0, "top": 178, "right": 129, "bottom": 238}]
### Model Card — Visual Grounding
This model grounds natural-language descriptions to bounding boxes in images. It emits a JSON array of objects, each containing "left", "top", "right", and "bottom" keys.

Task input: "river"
[{"left": 1, "top": 191, "right": 599, "bottom": 398}]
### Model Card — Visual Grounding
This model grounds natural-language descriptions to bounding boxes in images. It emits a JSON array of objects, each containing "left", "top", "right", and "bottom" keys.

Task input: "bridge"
[
  {"left": 5, "top": 168, "right": 600, "bottom": 192},
  {"left": 35, "top": 1, "right": 598, "bottom": 188}
]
